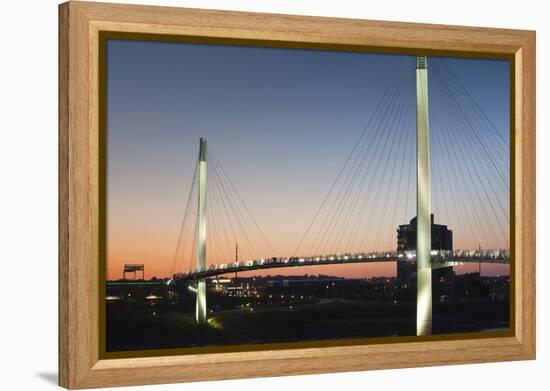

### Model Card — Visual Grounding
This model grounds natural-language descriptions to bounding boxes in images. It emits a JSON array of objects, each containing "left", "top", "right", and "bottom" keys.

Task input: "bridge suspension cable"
[
  {"left": 173, "top": 55, "right": 510, "bottom": 277},
  {"left": 170, "top": 160, "right": 199, "bottom": 278},
  {"left": 171, "top": 140, "right": 275, "bottom": 276},
  {"left": 429, "top": 58, "right": 509, "bottom": 249},
  {"left": 292, "top": 58, "right": 416, "bottom": 257},
  {"left": 291, "top": 56, "right": 509, "bottom": 257}
]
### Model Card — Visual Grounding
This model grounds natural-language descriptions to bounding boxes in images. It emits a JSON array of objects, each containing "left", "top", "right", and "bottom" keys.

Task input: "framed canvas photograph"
[{"left": 59, "top": 1, "right": 536, "bottom": 389}]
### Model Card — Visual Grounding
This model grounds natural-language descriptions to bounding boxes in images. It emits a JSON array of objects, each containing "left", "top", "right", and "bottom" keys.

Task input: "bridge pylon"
[
  {"left": 196, "top": 138, "right": 207, "bottom": 325},
  {"left": 416, "top": 55, "right": 432, "bottom": 336}
]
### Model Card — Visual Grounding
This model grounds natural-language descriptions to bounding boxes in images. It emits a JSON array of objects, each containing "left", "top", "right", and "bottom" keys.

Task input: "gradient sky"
[{"left": 106, "top": 39, "right": 510, "bottom": 280}]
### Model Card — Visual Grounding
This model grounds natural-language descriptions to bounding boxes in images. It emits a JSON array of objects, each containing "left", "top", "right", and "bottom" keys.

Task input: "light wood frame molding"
[{"left": 59, "top": 1, "right": 536, "bottom": 389}]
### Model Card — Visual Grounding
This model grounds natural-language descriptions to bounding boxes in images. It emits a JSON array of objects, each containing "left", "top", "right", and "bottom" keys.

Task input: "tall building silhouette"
[
  {"left": 396, "top": 214, "right": 454, "bottom": 294},
  {"left": 397, "top": 214, "right": 453, "bottom": 253}
]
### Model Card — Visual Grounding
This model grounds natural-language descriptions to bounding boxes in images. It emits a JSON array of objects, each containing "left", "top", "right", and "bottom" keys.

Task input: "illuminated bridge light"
[
  {"left": 146, "top": 294, "right": 162, "bottom": 300},
  {"left": 172, "top": 247, "right": 509, "bottom": 282}
]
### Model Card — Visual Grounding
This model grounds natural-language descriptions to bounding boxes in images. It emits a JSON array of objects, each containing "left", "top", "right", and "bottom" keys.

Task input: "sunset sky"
[{"left": 106, "top": 39, "right": 510, "bottom": 280}]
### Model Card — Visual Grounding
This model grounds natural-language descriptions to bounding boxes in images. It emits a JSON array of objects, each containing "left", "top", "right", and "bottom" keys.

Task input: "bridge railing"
[
  {"left": 396, "top": 249, "right": 510, "bottom": 261},
  {"left": 172, "top": 248, "right": 510, "bottom": 281},
  {"left": 173, "top": 252, "right": 396, "bottom": 279}
]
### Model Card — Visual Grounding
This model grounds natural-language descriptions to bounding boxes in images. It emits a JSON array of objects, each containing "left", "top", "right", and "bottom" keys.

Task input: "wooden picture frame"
[{"left": 59, "top": 1, "right": 536, "bottom": 389}]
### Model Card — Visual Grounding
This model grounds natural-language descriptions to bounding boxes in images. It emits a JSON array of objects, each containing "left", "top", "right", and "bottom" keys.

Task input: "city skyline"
[{"left": 106, "top": 39, "right": 510, "bottom": 280}]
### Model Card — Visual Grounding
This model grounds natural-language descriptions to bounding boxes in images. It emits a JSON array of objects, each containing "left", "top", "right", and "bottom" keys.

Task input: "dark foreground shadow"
[{"left": 36, "top": 372, "right": 58, "bottom": 386}]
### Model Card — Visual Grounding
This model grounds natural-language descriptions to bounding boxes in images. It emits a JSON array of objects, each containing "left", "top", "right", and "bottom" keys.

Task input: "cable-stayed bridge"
[{"left": 168, "top": 56, "right": 510, "bottom": 335}]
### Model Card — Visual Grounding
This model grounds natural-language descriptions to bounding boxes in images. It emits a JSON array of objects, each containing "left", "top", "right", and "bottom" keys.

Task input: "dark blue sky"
[{"left": 106, "top": 39, "right": 509, "bottom": 278}]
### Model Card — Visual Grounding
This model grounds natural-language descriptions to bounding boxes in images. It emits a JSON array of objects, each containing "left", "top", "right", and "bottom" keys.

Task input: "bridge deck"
[{"left": 173, "top": 253, "right": 509, "bottom": 282}]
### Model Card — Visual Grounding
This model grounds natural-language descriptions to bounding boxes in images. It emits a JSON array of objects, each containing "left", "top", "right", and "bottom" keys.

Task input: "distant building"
[
  {"left": 396, "top": 214, "right": 454, "bottom": 295},
  {"left": 397, "top": 214, "right": 453, "bottom": 252},
  {"left": 123, "top": 264, "right": 145, "bottom": 280}
]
